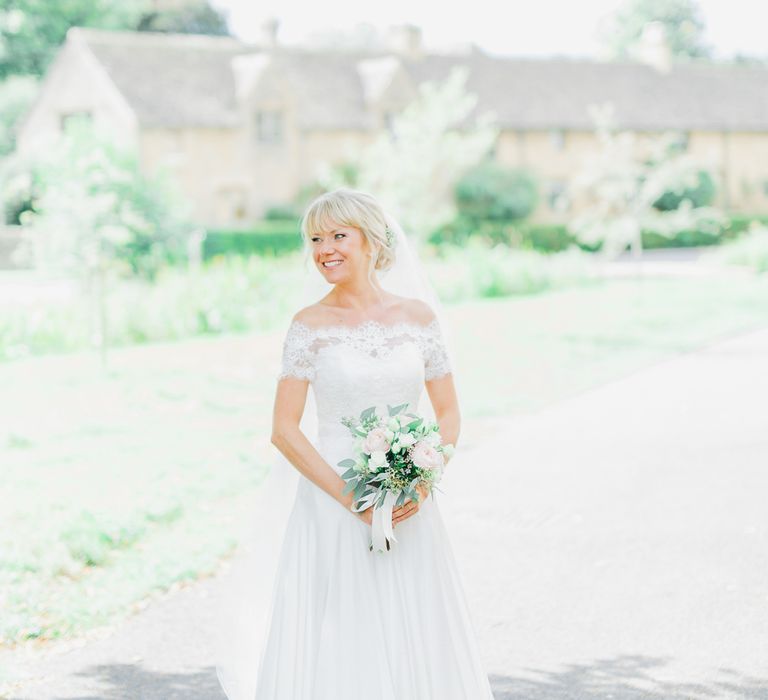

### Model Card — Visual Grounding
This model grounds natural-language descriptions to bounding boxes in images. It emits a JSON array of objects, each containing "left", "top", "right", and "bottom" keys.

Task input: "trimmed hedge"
[
  {"left": 204, "top": 212, "right": 768, "bottom": 259},
  {"left": 430, "top": 213, "right": 768, "bottom": 253},
  {"left": 203, "top": 220, "right": 303, "bottom": 259}
]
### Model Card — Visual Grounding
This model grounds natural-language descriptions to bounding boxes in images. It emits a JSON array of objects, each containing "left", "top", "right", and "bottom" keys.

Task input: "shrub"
[
  {"left": 454, "top": 162, "right": 538, "bottom": 224},
  {"left": 263, "top": 204, "right": 302, "bottom": 221},
  {"left": 15, "top": 123, "right": 193, "bottom": 280},
  {"left": 652, "top": 169, "right": 716, "bottom": 211},
  {"left": 202, "top": 222, "right": 303, "bottom": 259}
]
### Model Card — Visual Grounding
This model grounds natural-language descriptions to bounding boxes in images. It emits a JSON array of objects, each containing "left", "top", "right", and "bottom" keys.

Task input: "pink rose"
[
  {"left": 410, "top": 440, "right": 445, "bottom": 471},
  {"left": 362, "top": 427, "right": 390, "bottom": 454}
]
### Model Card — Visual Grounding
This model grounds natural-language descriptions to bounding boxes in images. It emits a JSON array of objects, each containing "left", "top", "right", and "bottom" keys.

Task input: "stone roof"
[{"left": 70, "top": 27, "right": 768, "bottom": 132}]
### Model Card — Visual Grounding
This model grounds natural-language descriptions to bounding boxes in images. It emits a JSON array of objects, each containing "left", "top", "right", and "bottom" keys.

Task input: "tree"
[
  {"left": 568, "top": 102, "right": 724, "bottom": 261},
  {"left": 0, "top": 74, "right": 38, "bottom": 156},
  {"left": 0, "top": 0, "right": 231, "bottom": 79},
  {"left": 314, "top": 66, "right": 500, "bottom": 243},
  {"left": 600, "top": 0, "right": 712, "bottom": 60},
  {"left": 10, "top": 120, "right": 194, "bottom": 365},
  {"left": 135, "top": 0, "right": 230, "bottom": 35},
  {"left": 455, "top": 162, "right": 538, "bottom": 223}
]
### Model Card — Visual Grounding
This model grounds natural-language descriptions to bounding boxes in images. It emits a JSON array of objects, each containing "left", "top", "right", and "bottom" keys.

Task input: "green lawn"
[{"left": 2, "top": 270, "right": 768, "bottom": 647}]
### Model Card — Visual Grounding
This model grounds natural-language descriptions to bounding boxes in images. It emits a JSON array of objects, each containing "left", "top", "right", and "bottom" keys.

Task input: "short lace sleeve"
[
  {"left": 277, "top": 321, "right": 316, "bottom": 382},
  {"left": 422, "top": 318, "right": 452, "bottom": 381}
]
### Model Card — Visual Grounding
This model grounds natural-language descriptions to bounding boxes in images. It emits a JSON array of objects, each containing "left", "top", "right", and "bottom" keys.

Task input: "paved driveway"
[{"left": 3, "top": 325, "right": 768, "bottom": 699}]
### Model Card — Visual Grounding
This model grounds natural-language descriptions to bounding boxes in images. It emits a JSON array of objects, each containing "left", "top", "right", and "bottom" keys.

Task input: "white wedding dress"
[{"left": 217, "top": 316, "right": 495, "bottom": 700}]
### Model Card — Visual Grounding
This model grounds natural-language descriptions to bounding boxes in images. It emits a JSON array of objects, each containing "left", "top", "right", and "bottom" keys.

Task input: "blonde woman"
[{"left": 216, "top": 188, "right": 495, "bottom": 699}]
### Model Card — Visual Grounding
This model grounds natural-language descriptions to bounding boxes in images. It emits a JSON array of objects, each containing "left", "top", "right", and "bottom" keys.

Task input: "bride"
[{"left": 215, "top": 188, "right": 495, "bottom": 699}]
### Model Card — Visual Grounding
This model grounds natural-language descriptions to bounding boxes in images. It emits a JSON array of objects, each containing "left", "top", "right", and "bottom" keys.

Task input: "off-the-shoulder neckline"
[{"left": 288, "top": 317, "right": 439, "bottom": 335}]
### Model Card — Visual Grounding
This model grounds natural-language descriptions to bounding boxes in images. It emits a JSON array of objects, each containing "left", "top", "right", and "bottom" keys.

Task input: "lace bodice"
[{"left": 277, "top": 317, "right": 452, "bottom": 444}]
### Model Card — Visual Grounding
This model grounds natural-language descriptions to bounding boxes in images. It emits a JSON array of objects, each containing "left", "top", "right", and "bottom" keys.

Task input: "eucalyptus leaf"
[{"left": 388, "top": 402, "right": 409, "bottom": 416}]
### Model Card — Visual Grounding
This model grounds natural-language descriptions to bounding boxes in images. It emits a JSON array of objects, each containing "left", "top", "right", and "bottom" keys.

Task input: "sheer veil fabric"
[{"left": 213, "top": 209, "right": 461, "bottom": 699}]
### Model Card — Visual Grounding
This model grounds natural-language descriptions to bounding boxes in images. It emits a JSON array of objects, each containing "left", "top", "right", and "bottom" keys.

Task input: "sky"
[{"left": 209, "top": 0, "right": 767, "bottom": 60}]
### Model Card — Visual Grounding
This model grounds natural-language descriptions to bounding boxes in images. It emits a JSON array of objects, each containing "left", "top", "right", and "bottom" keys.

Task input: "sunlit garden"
[{"left": 2, "top": 0, "right": 768, "bottom": 674}]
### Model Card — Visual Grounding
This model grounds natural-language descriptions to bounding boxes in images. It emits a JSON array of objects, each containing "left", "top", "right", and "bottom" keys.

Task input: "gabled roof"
[
  {"left": 409, "top": 53, "right": 768, "bottom": 131},
  {"left": 70, "top": 27, "right": 768, "bottom": 132},
  {"left": 71, "top": 27, "right": 249, "bottom": 127}
]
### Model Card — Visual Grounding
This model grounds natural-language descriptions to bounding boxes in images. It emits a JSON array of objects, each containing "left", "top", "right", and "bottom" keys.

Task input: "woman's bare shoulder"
[
  {"left": 291, "top": 303, "right": 331, "bottom": 328},
  {"left": 400, "top": 297, "right": 437, "bottom": 325}
]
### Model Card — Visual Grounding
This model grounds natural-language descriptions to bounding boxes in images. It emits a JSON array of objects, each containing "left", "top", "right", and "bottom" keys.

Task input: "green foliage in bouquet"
[{"left": 337, "top": 402, "right": 454, "bottom": 551}]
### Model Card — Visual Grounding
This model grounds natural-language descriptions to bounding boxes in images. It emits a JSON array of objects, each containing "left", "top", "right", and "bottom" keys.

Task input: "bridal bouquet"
[{"left": 338, "top": 403, "right": 455, "bottom": 553}]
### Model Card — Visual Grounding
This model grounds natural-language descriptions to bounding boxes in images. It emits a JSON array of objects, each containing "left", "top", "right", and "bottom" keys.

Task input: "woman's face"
[{"left": 310, "top": 223, "right": 371, "bottom": 281}]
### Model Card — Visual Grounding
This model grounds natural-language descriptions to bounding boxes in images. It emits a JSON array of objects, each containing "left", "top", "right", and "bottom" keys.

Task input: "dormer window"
[{"left": 255, "top": 109, "right": 283, "bottom": 144}]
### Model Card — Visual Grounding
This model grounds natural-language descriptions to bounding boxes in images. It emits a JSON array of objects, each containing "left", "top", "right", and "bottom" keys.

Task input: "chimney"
[
  {"left": 632, "top": 21, "right": 672, "bottom": 73},
  {"left": 260, "top": 16, "right": 280, "bottom": 49},
  {"left": 387, "top": 23, "right": 423, "bottom": 60}
]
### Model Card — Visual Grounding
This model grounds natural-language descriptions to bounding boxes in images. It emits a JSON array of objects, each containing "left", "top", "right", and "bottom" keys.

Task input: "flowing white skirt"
[{"left": 215, "top": 434, "right": 495, "bottom": 700}]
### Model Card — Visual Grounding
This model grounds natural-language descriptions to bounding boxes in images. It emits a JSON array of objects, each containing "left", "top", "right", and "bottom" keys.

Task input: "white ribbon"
[{"left": 370, "top": 489, "right": 400, "bottom": 553}]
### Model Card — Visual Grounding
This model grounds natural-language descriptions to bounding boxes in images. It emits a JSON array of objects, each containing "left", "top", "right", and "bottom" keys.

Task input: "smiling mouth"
[{"left": 322, "top": 259, "right": 344, "bottom": 268}]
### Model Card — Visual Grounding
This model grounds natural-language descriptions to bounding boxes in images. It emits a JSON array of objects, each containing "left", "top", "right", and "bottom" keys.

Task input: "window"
[
  {"left": 669, "top": 130, "right": 690, "bottom": 153},
  {"left": 255, "top": 110, "right": 283, "bottom": 144},
  {"left": 547, "top": 181, "right": 570, "bottom": 212},
  {"left": 549, "top": 128, "right": 566, "bottom": 151},
  {"left": 215, "top": 186, "right": 248, "bottom": 224},
  {"left": 59, "top": 110, "right": 92, "bottom": 133}
]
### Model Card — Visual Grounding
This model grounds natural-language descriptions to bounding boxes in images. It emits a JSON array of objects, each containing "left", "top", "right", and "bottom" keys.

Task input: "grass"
[{"left": 2, "top": 268, "right": 768, "bottom": 647}]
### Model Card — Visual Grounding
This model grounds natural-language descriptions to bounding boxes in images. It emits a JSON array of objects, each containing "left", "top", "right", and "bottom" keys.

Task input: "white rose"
[
  {"left": 369, "top": 450, "right": 388, "bottom": 471},
  {"left": 398, "top": 432, "right": 416, "bottom": 448},
  {"left": 410, "top": 440, "right": 445, "bottom": 471},
  {"left": 362, "top": 427, "right": 390, "bottom": 455}
]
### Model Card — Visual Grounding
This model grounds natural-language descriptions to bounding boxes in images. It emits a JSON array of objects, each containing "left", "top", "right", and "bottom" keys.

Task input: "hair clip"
[{"left": 385, "top": 225, "right": 394, "bottom": 247}]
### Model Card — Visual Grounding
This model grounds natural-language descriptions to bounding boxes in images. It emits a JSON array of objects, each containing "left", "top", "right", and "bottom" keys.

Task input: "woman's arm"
[
  {"left": 271, "top": 376, "right": 354, "bottom": 509},
  {"left": 426, "top": 372, "right": 460, "bottom": 458}
]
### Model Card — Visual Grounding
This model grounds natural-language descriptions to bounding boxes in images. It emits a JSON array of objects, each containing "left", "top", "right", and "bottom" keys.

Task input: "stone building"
[{"left": 15, "top": 24, "right": 768, "bottom": 227}]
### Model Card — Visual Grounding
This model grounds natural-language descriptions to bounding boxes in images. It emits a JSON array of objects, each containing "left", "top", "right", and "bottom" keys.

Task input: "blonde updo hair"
[{"left": 300, "top": 188, "right": 397, "bottom": 283}]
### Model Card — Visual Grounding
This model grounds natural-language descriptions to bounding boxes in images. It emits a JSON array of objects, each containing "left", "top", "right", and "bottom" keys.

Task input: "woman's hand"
[
  {"left": 392, "top": 482, "right": 430, "bottom": 527},
  {"left": 352, "top": 482, "right": 431, "bottom": 527}
]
